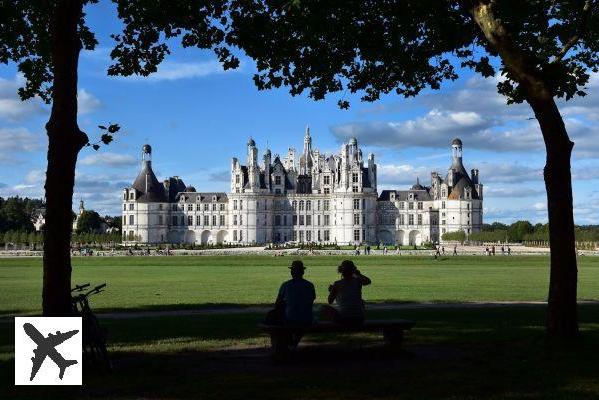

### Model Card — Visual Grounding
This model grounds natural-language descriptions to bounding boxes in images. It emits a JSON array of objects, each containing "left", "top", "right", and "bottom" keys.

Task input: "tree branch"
[
  {"left": 466, "top": 0, "right": 550, "bottom": 99},
  {"left": 551, "top": 0, "right": 594, "bottom": 63}
]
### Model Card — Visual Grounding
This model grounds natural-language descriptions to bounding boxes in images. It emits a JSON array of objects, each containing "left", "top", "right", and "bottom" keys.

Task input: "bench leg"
[
  {"left": 383, "top": 328, "right": 404, "bottom": 349},
  {"left": 270, "top": 332, "right": 290, "bottom": 360}
]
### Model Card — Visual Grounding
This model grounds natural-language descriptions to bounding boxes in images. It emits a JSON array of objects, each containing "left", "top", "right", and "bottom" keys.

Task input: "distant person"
[
  {"left": 441, "top": 246, "right": 445, "bottom": 255},
  {"left": 501, "top": 246, "right": 505, "bottom": 255},
  {"left": 507, "top": 246, "right": 511, "bottom": 255},
  {"left": 453, "top": 245, "right": 457, "bottom": 256},
  {"left": 435, "top": 246, "right": 441, "bottom": 259},
  {"left": 367, "top": 245, "right": 371, "bottom": 255},
  {"left": 492, "top": 245, "right": 496, "bottom": 256},
  {"left": 321, "top": 260, "right": 371, "bottom": 325},
  {"left": 267, "top": 260, "right": 316, "bottom": 328},
  {"left": 485, "top": 247, "right": 489, "bottom": 256}
]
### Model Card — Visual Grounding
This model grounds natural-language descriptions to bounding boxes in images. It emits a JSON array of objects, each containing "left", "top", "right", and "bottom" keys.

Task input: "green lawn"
[
  {"left": 1, "top": 255, "right": 599, "bottom": 314},
  {"left": 2, "top": 305, "right": 599, "bottom": 399}
]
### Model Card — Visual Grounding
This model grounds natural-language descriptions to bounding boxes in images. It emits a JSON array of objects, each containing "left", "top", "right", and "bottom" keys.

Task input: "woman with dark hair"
[{"left": 321, "top": 260, "right": 371, "bottom": 325}]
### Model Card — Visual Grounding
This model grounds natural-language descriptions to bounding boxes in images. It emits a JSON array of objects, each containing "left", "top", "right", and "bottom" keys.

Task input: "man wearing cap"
[
  {"left": 322, "top": 260, "right": 371, "bottom": 324},
  {"left": 273, "top": 260, "right": 316, "bottom": 326}
]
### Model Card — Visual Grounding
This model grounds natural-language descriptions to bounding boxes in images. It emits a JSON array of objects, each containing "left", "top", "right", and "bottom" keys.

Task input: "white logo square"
[{"left": 14, "top": 317, "right": 82, "bottom": 386}]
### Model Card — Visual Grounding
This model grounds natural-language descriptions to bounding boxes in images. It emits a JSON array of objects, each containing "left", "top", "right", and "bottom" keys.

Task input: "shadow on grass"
[{"left": 2, "top": 305, "right": 599, "bottom": 400}]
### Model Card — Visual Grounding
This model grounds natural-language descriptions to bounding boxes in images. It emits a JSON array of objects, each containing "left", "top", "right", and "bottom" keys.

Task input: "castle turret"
[
  {"left": 247, "top": 137, "right": 259, "bottom": 190},
  {"left": 264, "top": 148, "right": 272, "bottom": 191}
]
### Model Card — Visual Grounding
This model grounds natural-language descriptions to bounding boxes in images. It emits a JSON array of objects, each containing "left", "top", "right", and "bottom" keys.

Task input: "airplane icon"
[{"left": 23, "top": 323, "right": 79, "bottom": 381}]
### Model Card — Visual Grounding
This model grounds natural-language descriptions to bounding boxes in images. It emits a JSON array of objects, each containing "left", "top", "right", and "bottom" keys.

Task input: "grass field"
[
  {"left": 2, "top": 305, "right": 599, "bottom": 399},
  {"left": 1, "top": 255, "right": 599, "bottom": 314}
]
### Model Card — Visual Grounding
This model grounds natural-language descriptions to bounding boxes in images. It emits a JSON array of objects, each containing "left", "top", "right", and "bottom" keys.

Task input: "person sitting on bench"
[
  {"left": 266, "top": 260, "right": 316, "bottom": 328},
  {"left": 321, "top": 260, "right": 371, "bottom": 325}
]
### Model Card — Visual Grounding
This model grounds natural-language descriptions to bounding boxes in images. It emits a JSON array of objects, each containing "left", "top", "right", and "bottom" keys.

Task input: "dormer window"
[
  {"left": 212, "top": 195, "right": 217, "bottom": 202},
  {"left": 275, "top": 175, "right": 281, "bottom": 185}
]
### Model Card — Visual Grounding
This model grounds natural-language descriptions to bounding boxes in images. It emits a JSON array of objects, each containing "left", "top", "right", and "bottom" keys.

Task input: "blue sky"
[{"left": 1, "top": 1, "right": 599, "bottom": 224}]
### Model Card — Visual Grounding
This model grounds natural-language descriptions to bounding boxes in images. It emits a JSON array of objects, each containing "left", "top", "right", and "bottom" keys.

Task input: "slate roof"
[
  {"left": 131, "top": 161, "right": 167, "bottom": 202},
  {"left": 378, "top": 189, "right": 432, "bottom": 202},
  {"left": 177, "top": 192, "right": 228, "bottom": 203}
]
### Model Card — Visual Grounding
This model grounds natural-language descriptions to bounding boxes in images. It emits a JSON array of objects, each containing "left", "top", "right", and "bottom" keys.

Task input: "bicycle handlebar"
[{"left": 71, "top": 283, "right": 91, "bottom": 292}]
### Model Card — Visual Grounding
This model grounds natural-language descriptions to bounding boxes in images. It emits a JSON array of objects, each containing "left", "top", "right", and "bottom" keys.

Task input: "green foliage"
[
  {"left": 469, "top": 230, "right": 509, "bottom": 243},
  {"left": 441, "top": 230, "right": 466, "bottom": 243},
  {"left": 76, "top": 210, "right": 103, "bottom": 234},
  {"left": 0, "top": 196, "right": 43, "bottom": 232}
]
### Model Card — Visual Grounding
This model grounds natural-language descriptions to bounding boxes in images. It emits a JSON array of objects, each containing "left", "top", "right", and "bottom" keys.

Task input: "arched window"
[
  {"left": 292, "top": 200, "right": 297, "bottom": 210},
  {"left": 306, "top": 200, "right": 311, "bottom": 211},
  {"left": 299, "top": 200, "right": 304, "bottom": 211}
]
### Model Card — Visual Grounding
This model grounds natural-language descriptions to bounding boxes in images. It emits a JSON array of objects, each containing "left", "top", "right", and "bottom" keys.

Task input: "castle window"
[
  {"left": 324, "top": 215, "right": 330, "bottom": 225},
  {"left": 239, "top": 200, "right": 243, "bottom": 210},
  {"left": 129, "top": 203, "right": 134, "bottom": 211},
  {"left": 239, "top": 230, "right": 243, "bottom": 240},
  {"left": 399, "top": 202, "right": 404, "bottom": 210},
  {"left": 324, "top": 175, "right": 330, "bottom": 185},
  {"left": 129, "top": 193, "right": 134, "bottom": 200},
  {"left": 129, "top": 215, "right": 134, "bottom": 225},
  {"left": 399, "top": 215, "right": 405, "bottom": 225},
  {"left": 353, "top": 199, "right": 360, "bottom": 210},
  {"left": 467, "top": 203, "right": 470, "bottom": 210},
  {"left": 212, "top": 203, "right": 217, "bottom": 211},
  {"left": 417, "top": 202, "right": 423, "bottom": 210},
  {"left": 418, "top": 214, "right": 423, "bottom": 225},
  {"left": 306, "top": 231, "right": 312, "bottom": 242},
  {"left": 362, "top": 214, "right": 366, "bottom": 224},
  {"left": 212, "top": 215, "right": 217, "bottom": 225},
  {"left": 306, "top": 200, "right": 311, "bottom": 211},
  {"left": 233, "top": 230, "right": 237, "bottom": 241},
  {"left": 323, "top": 200, "right": 330, "bottom": 211},
  {"left": 204, "top": 215, "right": 209, "bottom": 225},
  {"left": 441, "top": 220, "right": 446, "bottom": 225},
  {"left": 220, "top": 203, "right": 225, "bottom": 211},
  {"left": 408, "top": 214, "right": 414, "bottom": 225},
  {"left": 354, "top": 230, "right": 360, "bottom": 241},
  {"left": 123, "top": 215, "right": 126, "bottom": 225},
  {"left": 299, "top": 215, "right": 304, "bottom": 225},
  {"left": 324, "top": 188, "right": 330, "bottom": 195},
  {"left": 353, "top": 214, "right": 360, "bottom": 225},
  {"left": 408, "top": 202, "right": 414, "bottom": 210},
  {"left": 275, "top": 175, "right": 281, "bottom": 185},
  {"left": 123, "top": 204, "right": 126, "bottom": 211},
  {"left": 352, "top": 186, "right": 358, "bottom": 193},
  {"left": 442, "top": 201, "right": 446, "bottom": 209},
  {"left": 324, "top": 230, "right": 330, "bottom": 241},
  {"left": 204, "top": 203, "right": 209, "bottom": 211},
  {"left": 219, "top": 215, "right": 225, "bottom": 225},
  {"left": 187, "top": 216, "right": 193, "bottom": 226},
  {"left": 306, "top": 215, "right": 312, "bottom": 225},
  {"left": 239, "top": 215, "right": 243, "bottom": 225},
  {"left": 187, "top": 204, "right": 192, "bottom": 211},
  {"left": 233, "top": 200, "right": 237, "bottom": 210},
  {"left": 196, "top": 215, "right": 201, "bottom": 225},
  {"left": 318, "top": 230, "right": 321, "bottom": 241},
  {"left": 299, "top": 201, "right": 304, "bottom": 211},
  {"left": 123, "top": 193, "right": 127, "bottom": 200},
  {"left": 235, "top": 174, "right": 240, "bottom": 184},
  {"left": 195, "top": 204, "right": 200, "bottom": 211},
  {"left": 233, "top": 215, "right": 238, "bottom": 225},
  {"left": 362, "top": 199, "right": 366, "bottom": 209},
  {"left": 352, "top": 173, "right": 358, "bottom": 183}
]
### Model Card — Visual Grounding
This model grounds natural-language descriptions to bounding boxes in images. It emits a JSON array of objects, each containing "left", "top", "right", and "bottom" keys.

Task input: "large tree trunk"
[
  {"left": 528, "top": 95, "right": 579, "bottom": 338},
  {"left": 469, "top": 1, "right": 579, "bottom": 338},
  {"left": 43, "top": 0, "right": 88, "bottom": 316}
]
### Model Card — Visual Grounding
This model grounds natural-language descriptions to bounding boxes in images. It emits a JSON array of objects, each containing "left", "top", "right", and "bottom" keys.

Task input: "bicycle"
[{"left": 71, "top": 283, "right": 112, "bottom": 372}]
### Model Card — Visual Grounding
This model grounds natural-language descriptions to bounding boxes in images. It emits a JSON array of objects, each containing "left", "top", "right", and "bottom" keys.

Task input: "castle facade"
[{"left": 121, "top": 129, "right": 483, "bottom": 246}]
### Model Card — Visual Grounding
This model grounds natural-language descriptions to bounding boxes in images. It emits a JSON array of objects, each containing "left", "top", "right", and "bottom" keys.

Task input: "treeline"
[
  {"left": 0, "top": 197, "right": 44, "bottom": 232},
  {"left": 442, "top": 220, "right": 599, "bottom": 243}
]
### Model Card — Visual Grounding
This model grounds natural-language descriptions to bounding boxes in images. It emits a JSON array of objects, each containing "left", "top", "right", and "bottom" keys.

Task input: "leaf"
[
  {"left": 108, "top": 124, "right": 120, "bottom": 133},
  {"left": 100, "top": 134, "right": 113, "bottom": 145},
  {"left": 92, "top": 144, "right": 100, "bottom": 151},
  {"left": 98, "top": 125, "right": 107, "bottom": 130}
]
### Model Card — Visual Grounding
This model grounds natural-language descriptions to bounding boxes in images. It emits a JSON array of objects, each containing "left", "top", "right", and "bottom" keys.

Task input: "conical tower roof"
[{"left": 132, "top": 160, "right": 167, "bottom": 202}]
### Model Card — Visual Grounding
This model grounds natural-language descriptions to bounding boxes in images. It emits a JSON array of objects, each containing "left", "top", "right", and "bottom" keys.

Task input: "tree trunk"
[
  {"left": 527, "top": 95, "right": 579, "bottom": 338},
  {"left": 42, "top": 0, "right": 88, "bottom": 316},
  {"left": 469, "top": 1, "right": 579, "bottom": 339}
]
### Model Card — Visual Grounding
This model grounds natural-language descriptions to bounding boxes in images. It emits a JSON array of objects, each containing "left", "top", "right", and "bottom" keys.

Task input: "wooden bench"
[{"left": 259, "top": 319, "right": 416, "bottom": 358}]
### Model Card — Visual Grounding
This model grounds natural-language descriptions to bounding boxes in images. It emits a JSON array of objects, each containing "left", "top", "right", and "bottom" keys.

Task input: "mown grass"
[
  {"left": 1, "top": 255, "right": 599, "bottom": 314},
  {"left": 1, "top": 305, "right": 599, "bottom": 399}
]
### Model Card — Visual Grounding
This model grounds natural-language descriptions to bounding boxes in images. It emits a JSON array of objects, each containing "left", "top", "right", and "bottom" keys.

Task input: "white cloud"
[
  {"left": 0, "top": 127, "right": 43, "bottom": 164},
  {"left": 0, "top": 75, "right": 46, "bottom": 122},
  {"left": 79, "top": 152, "right": 137, "bottom": 168},
  {"left": 77, "top": 89, "right": 101, "bottom": 114},
  {"left": 331, "top": 72, "right": 599, "bottom": 158},
  {"left": 119, "top": 60, "right": 234, "bottom": 82}
]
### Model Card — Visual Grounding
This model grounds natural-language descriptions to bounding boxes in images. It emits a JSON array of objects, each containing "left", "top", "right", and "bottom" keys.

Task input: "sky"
[{"left": 1, "top": 2, "right": 599, "bottom": 224}]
